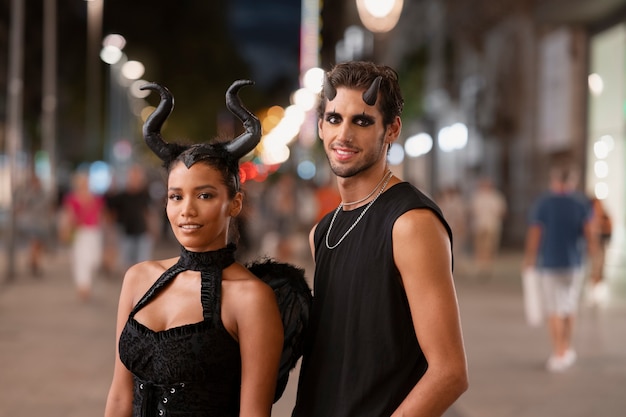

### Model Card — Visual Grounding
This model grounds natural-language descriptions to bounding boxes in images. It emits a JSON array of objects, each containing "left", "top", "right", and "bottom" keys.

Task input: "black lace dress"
[{"left": 119, "top": 244, "right": 241, "bottom": 417}]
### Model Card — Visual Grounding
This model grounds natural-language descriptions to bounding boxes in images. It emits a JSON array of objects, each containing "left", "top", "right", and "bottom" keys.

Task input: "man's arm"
[
  {"left": 391, "top": 209, "right": 468, "bottom": 417},
  {"left": 523, "top": 224, "right": 542, "bottom": 269}
]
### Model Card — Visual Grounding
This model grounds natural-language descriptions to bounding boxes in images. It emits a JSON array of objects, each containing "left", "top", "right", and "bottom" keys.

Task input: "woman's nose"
[{"left": 181, "top": 199, "right": 197, "bottom": 217}]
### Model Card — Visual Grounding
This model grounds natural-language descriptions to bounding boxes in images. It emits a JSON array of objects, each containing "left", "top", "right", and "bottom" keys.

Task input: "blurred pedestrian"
[
  {"left": 262, "top": 173, "right": 317, "bottom": 263},
  {"left": 437, "top": 185, "right": 469, "bottom": 272},
  {"left": 106, "top": 164, "right": 157, "bottom": 273},
  {"left": 102, "top": 177, "right": 121, "bottom": 277},
  {"left": 16, "top": 174, "right": 53, "bottom": 276},
  {"left": 470, "top": 177, "right": 507, "bottom": 277},
  {"left": 265, "top": 173, "right": 299, "bottom": 261},
  {"left": 292, "top": 61, "right": 468, "bottom": 417},
  {"left": 314, "top": 177, "right": 341, "bottom": 223},
  {"left": 105, "top": 80, "right": 311, "bottom": 417},
  {"left": 588, "top": 196, "right": 612, "bottom": 306},
  {"left": 522, "top": 165, "right": 596, "bottom": 372},
  {"left": 59, "top": 169, "right": 106, "bottom": 301}
]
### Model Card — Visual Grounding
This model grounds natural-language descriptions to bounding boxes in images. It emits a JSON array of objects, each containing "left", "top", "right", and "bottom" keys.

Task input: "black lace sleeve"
[{"left": 247, "top": 259, "right": 312, "bottom": 402}]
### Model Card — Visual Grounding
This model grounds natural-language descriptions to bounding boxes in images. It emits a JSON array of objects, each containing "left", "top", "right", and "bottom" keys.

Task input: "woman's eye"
[
  {"left": 168, "top": 194, "right": 181, "bottom": 201},
  {"left": 198, "top": 193, "right": 212, "bottom": 200}
]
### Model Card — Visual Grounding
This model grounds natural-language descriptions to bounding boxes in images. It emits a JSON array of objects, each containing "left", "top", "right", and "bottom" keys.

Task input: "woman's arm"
[
  {"left": 391, "top": 209, "right": 469, "bottom": 417},
  {"left": 226, "top": 271, "right": 284, "bottom": 417},
  {"left": 104, "top": 266, "right": 141, "bottom": 417}
]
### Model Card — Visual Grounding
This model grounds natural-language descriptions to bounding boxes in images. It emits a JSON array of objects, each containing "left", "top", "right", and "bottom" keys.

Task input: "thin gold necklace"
[
  {"left": 341, "top": 169, "right": 392, "bottom": 206},
  {"left": 325, "top": 170, "right": 393, "bottom": 250}
]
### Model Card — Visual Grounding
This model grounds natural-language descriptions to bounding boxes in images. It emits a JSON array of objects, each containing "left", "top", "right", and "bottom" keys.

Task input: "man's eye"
[
  {"left": 326, "top": 115, "right": 341, "bottom": 124},
  {"left": 354, "top": 117, "right": 373, "bottom": 127}
]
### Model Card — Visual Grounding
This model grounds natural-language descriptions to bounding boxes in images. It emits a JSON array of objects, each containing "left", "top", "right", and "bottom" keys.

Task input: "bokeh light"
[
  {"left": 121, "top": 60, "right": 145, "bottom": 80},
  {"left": 387, "top": 143, "right": 405, "bottom": 165},
  {"left": 405, "top": 133, "right": 433, "bottom": 157},
  {"left": 297, "top": 160, "right": 316, "bottom": 180},
  {"left": 595, "top": 182, "right": 609, "bottom": 200},
  {"left": 588, "top": 73, "right": 604, "bottom": 96}
]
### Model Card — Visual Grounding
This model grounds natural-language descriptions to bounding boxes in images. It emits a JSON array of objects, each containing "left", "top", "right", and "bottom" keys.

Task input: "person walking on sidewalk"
[
  {"left": 292, "top": 61, "right": 468, "bottom": 417},
  {"left": 523, "top": 165, "right": 596, "bottom": 372},
  {"left": 106, "top": 164, "right": 157, "bottom": 273},
  {"left": 470, "top": 176, "right": 507, "bottom": 277},
  {"left": 59, "top": 169, "right": 106, "bottom": 301}
]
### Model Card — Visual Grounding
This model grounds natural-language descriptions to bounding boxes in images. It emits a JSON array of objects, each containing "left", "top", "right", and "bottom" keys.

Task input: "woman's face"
[{"left": 166, "top": 162, "right": 242, "bottom": 252}]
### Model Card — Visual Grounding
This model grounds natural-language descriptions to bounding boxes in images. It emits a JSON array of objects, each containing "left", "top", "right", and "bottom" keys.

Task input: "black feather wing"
[{"left": 247, "top": 259, "right": 313, "bottom": 402}]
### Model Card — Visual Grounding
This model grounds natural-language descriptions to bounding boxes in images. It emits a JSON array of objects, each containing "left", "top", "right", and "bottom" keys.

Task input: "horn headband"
[
  {"left": 323, "top": 75, "right": 382, "bottom": 106},
  {"left": 139, "top": 80, "right": 262, "bottom": 169}
]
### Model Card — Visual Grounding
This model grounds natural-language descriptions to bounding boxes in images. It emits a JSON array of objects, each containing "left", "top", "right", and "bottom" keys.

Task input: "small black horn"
[
  {"left": 323, "top": 75, "right": 337, "bottom": 101},
  {"left": 362, "top": 76, "right": 382, "bottom": 106},
  {"left": 140, "top": 83, "right": 176, "bottom": 162},
  {"left": 224, "top": 80, "right": 262, "bottom": 159}
]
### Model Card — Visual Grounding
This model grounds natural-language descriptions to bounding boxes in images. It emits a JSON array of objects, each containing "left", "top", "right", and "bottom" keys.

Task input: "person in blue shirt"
[{"left": 523, "top": 165, "right": 596, "bottom": 372}]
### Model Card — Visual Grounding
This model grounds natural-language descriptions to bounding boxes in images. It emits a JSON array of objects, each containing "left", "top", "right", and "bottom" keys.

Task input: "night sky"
[{"left": 0, "top": 0, "right": 302, "bottom": 164}]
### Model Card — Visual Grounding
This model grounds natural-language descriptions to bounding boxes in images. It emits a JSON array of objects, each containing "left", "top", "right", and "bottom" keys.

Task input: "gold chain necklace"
[
  {"left": 341, "top": 170, "right": 391, "bottom": 206},
  {"left": 325, "top": 170, "right": 393, "bottom": 250}
]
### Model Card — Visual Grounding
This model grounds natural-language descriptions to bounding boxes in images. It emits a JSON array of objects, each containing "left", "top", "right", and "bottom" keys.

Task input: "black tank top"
[
  {"left": 119, "top": 244, "right": 241, "bottom": 417},
  {"left": 293, "top": 182, "right": 452, "bottom": 417}
]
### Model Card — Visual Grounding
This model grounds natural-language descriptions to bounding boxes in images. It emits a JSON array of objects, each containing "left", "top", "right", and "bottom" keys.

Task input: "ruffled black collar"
[{"left": 176, "top": 243, "right": 236, "bottom": 273}]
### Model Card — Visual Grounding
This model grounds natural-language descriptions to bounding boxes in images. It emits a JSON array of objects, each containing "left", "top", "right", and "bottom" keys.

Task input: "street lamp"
[
  {"left": 355, "top": 0, "right": 403, "bottom": 33},
  {"left": 100, "top": 36, "right": 146, "bottom": 169},
  {"left": 101, "top": 35, "right": 131, "bottom": 168},
  {"left": 85, "top": 0, "right": 104, "bottom": 161}
]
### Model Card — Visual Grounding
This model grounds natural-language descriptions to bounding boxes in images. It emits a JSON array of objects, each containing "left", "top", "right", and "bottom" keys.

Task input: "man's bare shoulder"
[{"left": 394, "top": 207, "right": 448, "bottom": 238}]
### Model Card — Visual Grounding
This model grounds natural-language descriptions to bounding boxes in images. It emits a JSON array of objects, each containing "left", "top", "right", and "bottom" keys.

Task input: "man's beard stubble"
[{"left": 326, "top": 132, "right": 388, "bottom": 179}]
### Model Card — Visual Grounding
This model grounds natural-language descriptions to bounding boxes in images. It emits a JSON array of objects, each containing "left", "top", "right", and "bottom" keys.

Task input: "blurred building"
[{"left": 315, "top": 0, "right": 626, "bottom": 270}]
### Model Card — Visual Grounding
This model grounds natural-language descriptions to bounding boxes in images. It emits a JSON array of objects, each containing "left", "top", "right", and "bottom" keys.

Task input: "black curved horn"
[
  {"left": 140, "top": 83, "right": 176, "bottom": 162},
  {"left": 224, "top": 80, "right": 262, "bottom": 159},
  {"left": 362, "top": 76, "right": 382, "bottom": 106},
  {"left": 323, "top": 75, "right": 337, "bottom": 101}
]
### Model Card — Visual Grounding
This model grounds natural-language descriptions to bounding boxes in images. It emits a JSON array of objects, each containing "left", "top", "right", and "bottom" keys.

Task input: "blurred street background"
[{"left": 2, "top": 0, "right": 626, "bottom": 416}]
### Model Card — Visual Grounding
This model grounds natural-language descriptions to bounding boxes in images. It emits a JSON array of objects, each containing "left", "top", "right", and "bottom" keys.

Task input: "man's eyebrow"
[{"left": 352, "top": 113, "right": 376, "bottom": 122}]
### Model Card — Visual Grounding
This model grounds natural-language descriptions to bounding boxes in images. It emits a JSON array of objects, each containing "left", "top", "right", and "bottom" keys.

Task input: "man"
[
  {"left": 292, "top": 61, "right": 468, "bottom": 417},
  {"left": 523, "top": 165, "right": 595, "bottom": 372},
  {"left": 107, "top": 164, "right": 157, "bottom": 272}
]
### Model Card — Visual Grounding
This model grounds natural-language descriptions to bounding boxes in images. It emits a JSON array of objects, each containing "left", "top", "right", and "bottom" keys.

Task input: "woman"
[
  {"left": 60, "top": 169, "right": 105, "bottom": 300},
  {"left": 105, "top": 80, "right": 310, "bottom": 417}
]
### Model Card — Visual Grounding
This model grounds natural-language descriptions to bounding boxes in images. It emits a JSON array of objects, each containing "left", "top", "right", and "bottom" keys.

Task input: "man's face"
[{"left": 318, "top": 87, "right": 400, "bottom": 178}]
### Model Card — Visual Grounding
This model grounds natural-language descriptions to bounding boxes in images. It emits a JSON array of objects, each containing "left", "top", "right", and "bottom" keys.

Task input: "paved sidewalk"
[
  {"left": 0, "top": 245, "right": 625, "bottom": 417},
  {"left": 449, "top": 251, "right": 626, "bottom": 417}
]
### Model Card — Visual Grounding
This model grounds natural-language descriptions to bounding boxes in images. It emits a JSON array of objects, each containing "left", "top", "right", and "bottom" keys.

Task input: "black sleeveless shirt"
[
  {"left": 119, "top": 244, "right": 241, "bottom": 417},
  {"left": 292, "top": 182, "right": 452, "bottom": 417}
]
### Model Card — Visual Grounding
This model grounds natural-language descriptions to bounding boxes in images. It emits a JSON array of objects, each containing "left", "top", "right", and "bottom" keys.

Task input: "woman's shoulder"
[
  {"left": 224, "top": 263, "right": 269, "bottom": 287},
  {"left": 223, "top": 263, "right": 276, "bottom": 302},
  {"left": 221, "top": 263, "right": 279, "bottom": 330},
  {"left": 122, "top": 257, "right": 179, "bottom": 291}
]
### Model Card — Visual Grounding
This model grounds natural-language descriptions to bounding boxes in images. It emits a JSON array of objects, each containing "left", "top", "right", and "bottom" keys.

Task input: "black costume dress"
[
  {"left": 292, "top": 182, "right": 452, "bottom": 417},
  {"left": 119, "top": 244, "right": 241, "bottom": 417},
  {"left": 119, "top": 244, "right": 311, "bottom": 417}
]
